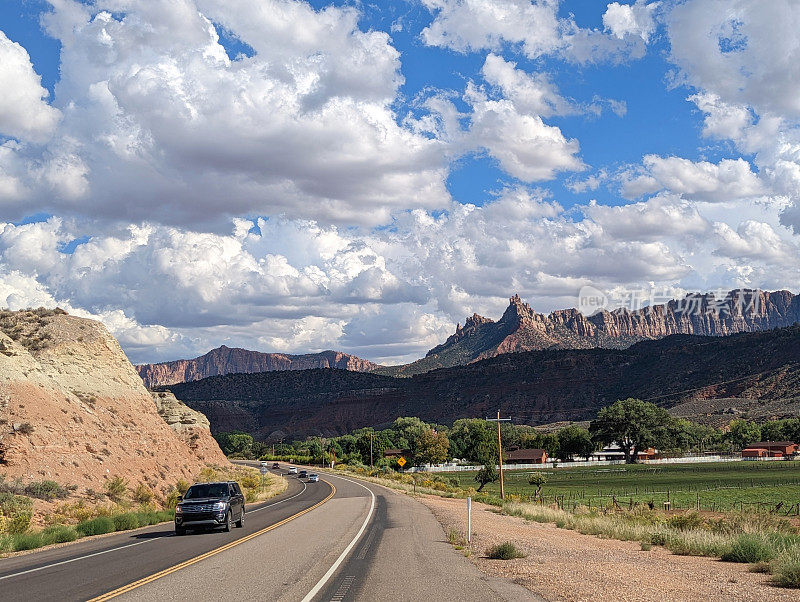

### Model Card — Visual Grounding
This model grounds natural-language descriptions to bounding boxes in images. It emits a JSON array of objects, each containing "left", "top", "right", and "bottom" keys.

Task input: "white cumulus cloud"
[{"left": 0, "top": 31, "right": 61, "bottom": 143}]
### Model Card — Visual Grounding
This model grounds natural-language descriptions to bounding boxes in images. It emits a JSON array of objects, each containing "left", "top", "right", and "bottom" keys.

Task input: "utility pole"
[
  {"left": 370, "top": 432, "right": 374, "bottom": 468},
  {"left": 486, "top": 410, "right": 512, "bottom": 500}
]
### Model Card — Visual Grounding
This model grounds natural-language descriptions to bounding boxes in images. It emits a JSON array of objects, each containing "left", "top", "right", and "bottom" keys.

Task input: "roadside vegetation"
[
  {"left": 210, "top": 397, "right": 800, "bottom": 588},
  {"left": 0, "top": 463, "right": 284, "bottom": 556},
  {"left": 326, "top": 461, "right": 800, "bottom": 587}
]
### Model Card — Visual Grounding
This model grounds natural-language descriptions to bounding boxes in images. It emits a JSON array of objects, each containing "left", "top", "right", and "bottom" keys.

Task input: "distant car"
[
  {"left": 288, "top": 466, "right": 298, "bottom": 474},
  {"left": 260, "top": 460, "right": 268, "bottom": 467},
  {"left": 175, "top": 481, "right": 245, "bottom": 535},
  {"left": 298, "top": 470, "right": 308, "bottom": 478},
  {"left": 308, "top": 474, "right": 319, "bottom": 482},
  {"left": 272, "top": 462, "right": 280, "bottom": 469}
]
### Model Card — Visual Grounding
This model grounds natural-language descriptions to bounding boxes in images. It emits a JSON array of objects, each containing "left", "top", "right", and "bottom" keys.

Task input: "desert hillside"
[{"left": 0, "top": 308, "right": 228, "bottom": 497}]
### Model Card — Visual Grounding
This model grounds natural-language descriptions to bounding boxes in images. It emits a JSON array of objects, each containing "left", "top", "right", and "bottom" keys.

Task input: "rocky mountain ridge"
[
  {"left": 379, "top": 289, "right": 800, "bottom": 376},
  {"left": 167, "top": 325, "right": 800, "bottom": 438},
  {"left": 137, "top": 346, "right": 379, "bottom": 388}
]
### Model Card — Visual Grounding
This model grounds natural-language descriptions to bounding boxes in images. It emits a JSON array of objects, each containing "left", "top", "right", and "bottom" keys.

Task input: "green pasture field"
[{"left": 448, "top": 460, "right": 800, "bottom": 512}]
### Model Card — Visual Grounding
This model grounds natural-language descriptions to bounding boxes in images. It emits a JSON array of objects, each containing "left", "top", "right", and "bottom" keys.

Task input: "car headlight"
[
  {"left": 213, "top": 501, "right": 227, "bottom": 510},
  {"left": 175, "top": 505, "right": 182, "bottom": 514}
]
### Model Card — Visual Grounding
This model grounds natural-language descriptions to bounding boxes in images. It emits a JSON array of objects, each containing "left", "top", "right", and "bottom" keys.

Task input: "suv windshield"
[{"left": 184, "top": 484, "right": 228, "bottom": 499}]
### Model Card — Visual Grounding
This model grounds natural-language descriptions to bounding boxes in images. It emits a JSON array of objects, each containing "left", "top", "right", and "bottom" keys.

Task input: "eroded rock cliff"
[
  {"left": 379, "top": 289, "right": 800, "bottom": 376},
  {"left": 0, "top": 309, "right": 228, "bottom": 495}
]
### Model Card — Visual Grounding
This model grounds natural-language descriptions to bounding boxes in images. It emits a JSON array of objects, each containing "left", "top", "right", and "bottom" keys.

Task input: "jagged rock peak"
[
  {"left": 501, "top": 293, "right": 535, "bottom": 323},
  {"left": 465, "top": 313, "right": 492, "bottom": 328}
]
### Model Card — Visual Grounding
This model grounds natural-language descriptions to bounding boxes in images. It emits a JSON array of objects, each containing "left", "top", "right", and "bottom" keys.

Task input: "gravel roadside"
[{"left": 418, "top": 495, "right": 797, "bottom": 602}]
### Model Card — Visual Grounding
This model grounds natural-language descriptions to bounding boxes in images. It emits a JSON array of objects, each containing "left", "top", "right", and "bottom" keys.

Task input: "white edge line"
[
  {"left": 300, "top": 474, "right": 375, "bottom": 602},
  {"left": 0, "top": 473, "right": 304, "bottom": 582},
  {"left": 0, "top": 539, "right": 156, "bottom": 582}
]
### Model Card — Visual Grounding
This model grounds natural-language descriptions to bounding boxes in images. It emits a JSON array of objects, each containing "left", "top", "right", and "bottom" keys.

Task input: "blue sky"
[
  {"left": 0, "top": 0, "right": 798, "bottom": 364},
  {"left": 2, "top": 0, "right": 715, "bottom": 212}
]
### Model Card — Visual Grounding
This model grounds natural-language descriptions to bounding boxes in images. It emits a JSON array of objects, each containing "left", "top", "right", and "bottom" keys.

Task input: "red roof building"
[{"left": 742, "top": 441, "right": 797, "bottom": 459}]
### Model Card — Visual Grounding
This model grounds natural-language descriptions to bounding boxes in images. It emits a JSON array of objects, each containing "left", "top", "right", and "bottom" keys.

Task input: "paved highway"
[
  {"left": 0, "top": 468, "right": 535, "bottom": 601},
  {"left": 0, "top": 471, "right": 325, "bottom": 601}
]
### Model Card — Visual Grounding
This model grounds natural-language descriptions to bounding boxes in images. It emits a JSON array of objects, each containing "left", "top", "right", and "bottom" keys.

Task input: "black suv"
[{"left": 175, "top": 481, "right": 245, "bottom": 535}]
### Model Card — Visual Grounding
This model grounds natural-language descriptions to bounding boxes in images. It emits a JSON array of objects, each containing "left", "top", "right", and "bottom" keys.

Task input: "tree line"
[{"left": 213, "top": 398, "right": 800, "bottom": 467}]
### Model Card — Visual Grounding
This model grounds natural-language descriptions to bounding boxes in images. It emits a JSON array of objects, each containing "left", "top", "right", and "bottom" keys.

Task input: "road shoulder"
[{"left": 419, "top": 495, "right": 797, "bottom": 602}]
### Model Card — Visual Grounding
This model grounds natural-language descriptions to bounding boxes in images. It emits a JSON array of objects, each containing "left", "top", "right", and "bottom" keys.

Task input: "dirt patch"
[{"left": 419, "top": 495, "right": 796, "bottom": 602}]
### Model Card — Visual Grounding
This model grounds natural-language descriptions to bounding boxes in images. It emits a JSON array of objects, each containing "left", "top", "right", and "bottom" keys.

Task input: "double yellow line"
[{"left": 90, "top": 481, "right": 336, "bottom": 601}]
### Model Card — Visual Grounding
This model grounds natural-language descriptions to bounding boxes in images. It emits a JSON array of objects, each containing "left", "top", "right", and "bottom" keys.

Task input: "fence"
[
  {"left": 413, "top": 455, "right": 737, "bottom": 473},
  {"left": 530, "top": 493, "right": 800, "bottom": 516}
]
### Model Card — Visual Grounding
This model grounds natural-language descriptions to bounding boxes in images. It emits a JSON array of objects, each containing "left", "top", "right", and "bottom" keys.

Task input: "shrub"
[
  {"left": 41, "top": 525, "right": 78, "bottom": 545},
  {"left": 112, "top": 513, "right": 139, "bottom": 531},
  {"left": 6, "top": 511, "right": 32, "bottom": 534},
  {"left": 104, "top": 476, "right": 128, "bottom": 502},
  {"left": 238, "top": 472, "right": 260, "bottom": 490},
  {"left": 721, "top": 534, "right": 777, "bottom": 563},
  {"left": 749, "top": 561, "right": 772, "bottom": 574},
  {"left": 76, "top": 516, "right": 115, "bottom": 536},
  {"left": 24, "top": 480, "right": 70, "bottom": 501},
  {"left": 667, "top": 512, "right": 705, "bottom": 531},
  {"left": 773, "top": 557, "right": 800, "bottom": 588},
  {"left": 132, "top": 483, "right": 154, "bottom": 505},
  {"left": 175, "top": 479, "right": 190, "bottom": 495},
  {"left": 165, "top": 488, "right": 181, "bottom": 509},
  {"left": 198, "top": 467, "right": 218, "bottom": 482},
  {"left": 641, "top": 542, "right": 652, "bottom": 551},
  {"left": 486, "top": 541, "right": 526, "bottom": 560},
  {"left": 12, "top": 532, "right": 43, "bottom": 551}
]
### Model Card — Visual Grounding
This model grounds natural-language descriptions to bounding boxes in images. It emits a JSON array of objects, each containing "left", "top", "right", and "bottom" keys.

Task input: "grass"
[
  {"left": 772, "top": 550, "right": 800, "bottom": 588},
  {"left": 447, "top": 461, "right": 800, "bottom": 512}
]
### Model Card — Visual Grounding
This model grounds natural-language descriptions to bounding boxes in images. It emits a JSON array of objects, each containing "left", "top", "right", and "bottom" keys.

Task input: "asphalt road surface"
[{"left": 0, "top": 468, "right": 535, "bottom": 601}]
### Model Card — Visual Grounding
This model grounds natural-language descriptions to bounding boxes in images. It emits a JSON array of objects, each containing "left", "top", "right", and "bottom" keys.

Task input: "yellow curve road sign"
[{"left": 397, "top": 457, "right": 406, "bottom": 467}]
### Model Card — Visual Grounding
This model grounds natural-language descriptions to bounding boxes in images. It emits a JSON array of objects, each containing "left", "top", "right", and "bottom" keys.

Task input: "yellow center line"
[{"left": 88, "top": 481, "right": 336, "bottom": 602}]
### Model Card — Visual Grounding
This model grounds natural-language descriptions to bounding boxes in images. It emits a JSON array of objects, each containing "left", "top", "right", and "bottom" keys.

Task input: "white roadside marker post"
[{"left": 467, "top": 496, "right": 472, "bottom": 544}]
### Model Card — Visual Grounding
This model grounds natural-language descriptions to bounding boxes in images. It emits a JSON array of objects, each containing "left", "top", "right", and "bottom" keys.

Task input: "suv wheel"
[
  {"left": 175, "top": 526, "right": 186, "bottom": 536},
  {"left": 236, "top": 508, "right": 245, "bottom": 528},
  {"left": 223, "top": 510, "right": 232, "bottom": 532}
]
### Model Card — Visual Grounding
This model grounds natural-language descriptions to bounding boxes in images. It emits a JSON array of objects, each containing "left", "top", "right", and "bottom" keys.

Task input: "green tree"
[
  {"left": 556, "top": 425, "right": 595, "bottom": 461},
  {"left": 528, "top": 472, "right": 547, "bottom": 499},
  {"left": 589, "top": 398, "right": 672, "bottom": 463},
  {"left": 213, "top": 432, "right": 254, "bottom": 457},
  {"left": 760, "top": 420, "right": 785, "bottom": 442},
  {"left": 391, "top": 417, "right": 430, "bottom": 458},
  {"left": 449, "top": 419, "right": 496, "bottom": 463},
  {"left": 474, "top": 463, "right": 499, "bottom": 492},
  {"left": 415, "top": 429, "right": 450, "bottom": 465},
  {"left": 538, "top": 432, "right": 560, "bottom": 459},
  {"left": 727, "top": 419, "right": 761, "bottom": 449}
]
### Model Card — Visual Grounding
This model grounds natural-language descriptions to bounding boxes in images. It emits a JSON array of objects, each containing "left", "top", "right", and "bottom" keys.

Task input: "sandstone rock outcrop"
[
  {"left": 152, "top": 390, "right": 226, "bottom": 464},
  {"left": 137, "top": 346, "right": 379, "bottom": 388},
  {"left": 380, "top": 289, "right": 800, "bottom": 376},
  {"left": 0, "top": 309, "right": 228, "bottom": 494}
]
